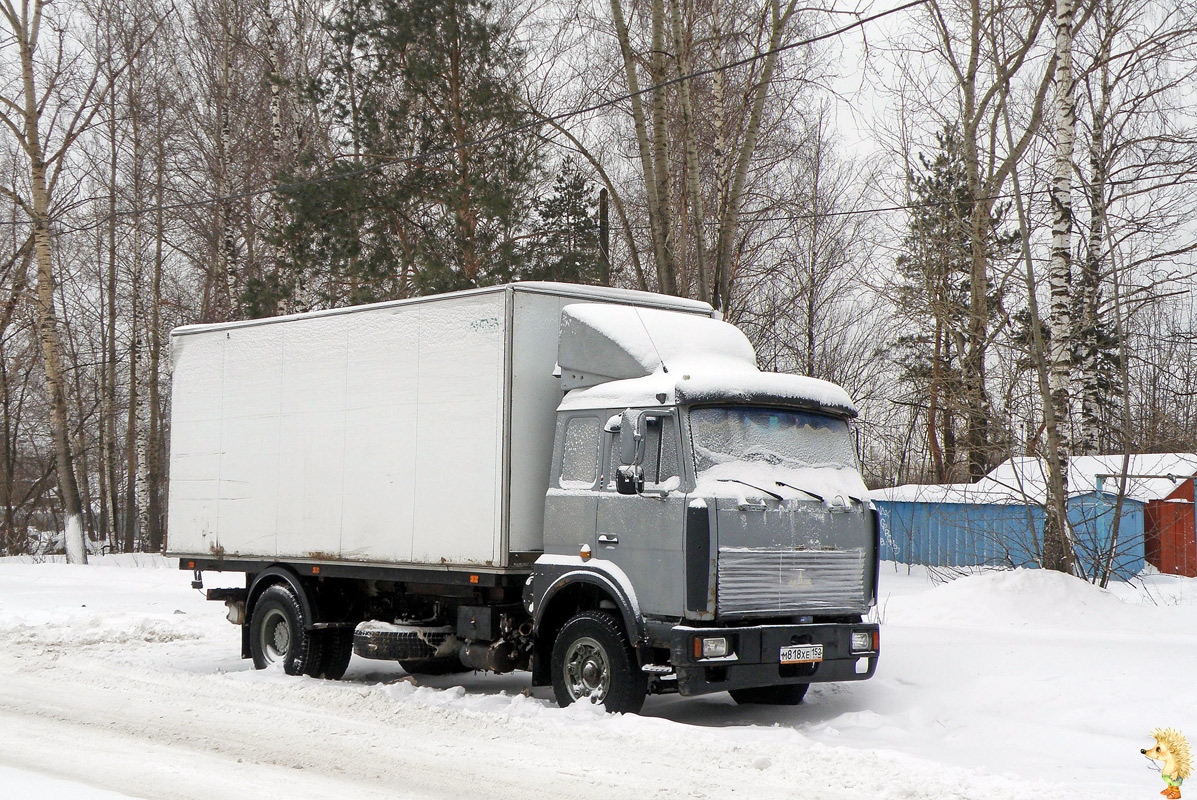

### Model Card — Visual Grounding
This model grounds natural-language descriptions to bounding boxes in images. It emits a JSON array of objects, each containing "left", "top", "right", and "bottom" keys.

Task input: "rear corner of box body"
[{"left": 504, "top": 284, "right": 715, "bottom": 556}]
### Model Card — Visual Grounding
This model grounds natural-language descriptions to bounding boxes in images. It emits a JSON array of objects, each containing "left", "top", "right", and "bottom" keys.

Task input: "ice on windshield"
[
  {"left": 690, "top": 407, "right": 866, "bottom": 502},
  {"left": 690, "top": 407, "right": 857, "bottom": 474}
]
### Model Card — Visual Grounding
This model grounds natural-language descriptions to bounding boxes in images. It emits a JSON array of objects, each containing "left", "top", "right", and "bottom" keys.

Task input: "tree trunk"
[
  {"left": 1043, "top": 0, "right": 1078, "bottom": 574},
  {"left": 129, "top": 73, "right": 153, "bottom": 555},
  {"left": 261, "top": 0, "right": 286, "bottom": 312},
  {"left": 960, "top": 4, "right": 991, "bottom": 480},
  {"left": 711, "top": 0, "right": 796, "bottom": 312},
  {"left": 148, "top": 115, "right": 167, "bottom": 551},
  {"left": 647, "top": 0, "right": 675, "bottom": 295},
  {"left": 1076, "top": 19, "right": 1112, "bottom": 457},
  {"left": 668, "top": 0, "right": 708, "bottom": 302},
  {"left": 31, "top": 210, "right": 87, "bottom": 563},
  {"left": 609, "top": 0, "right": 672, "bottom": 294},
  {"left": 214, "top": 40, "right": 236, "bottom": 320},
  {"left": 15, "top": 9, "right": 87, "bottom": 563}
]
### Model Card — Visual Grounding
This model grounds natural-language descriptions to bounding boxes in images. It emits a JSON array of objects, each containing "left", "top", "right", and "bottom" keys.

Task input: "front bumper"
[{"left": 669, "top": 622, "right": 879, "bottom": 696}]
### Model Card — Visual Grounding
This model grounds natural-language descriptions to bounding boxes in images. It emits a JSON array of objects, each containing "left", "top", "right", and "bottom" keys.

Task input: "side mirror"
[
  {"left": 615, "top": 465, "right": 645, "bottom": 495},
  {"left": 619, "top": 409, "right": 645, "bottom": 465}
]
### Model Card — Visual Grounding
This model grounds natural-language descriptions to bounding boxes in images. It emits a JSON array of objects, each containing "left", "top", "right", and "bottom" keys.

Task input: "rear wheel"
[
  {"left": 550, "top": 611, "right": 646, "bottom": 714},
  {"left": 729, "top": 683, "right": 809, "bottom": 706},
  {"left": 310, "top": 628, "right": 354, "bottom": 680},
  {"left": 250, "top": 584, "right": 321, "bottom": 676}
]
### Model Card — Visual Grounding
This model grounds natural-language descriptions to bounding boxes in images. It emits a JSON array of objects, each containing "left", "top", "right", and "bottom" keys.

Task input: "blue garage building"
[{"left": 872, "top": 455, "right": 1197, "bottom": 581}]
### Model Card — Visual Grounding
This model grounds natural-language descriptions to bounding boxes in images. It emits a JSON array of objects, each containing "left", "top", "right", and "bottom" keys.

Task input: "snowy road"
[{"left": 0, "top": 557, "right": 1192, "bottom": 799}]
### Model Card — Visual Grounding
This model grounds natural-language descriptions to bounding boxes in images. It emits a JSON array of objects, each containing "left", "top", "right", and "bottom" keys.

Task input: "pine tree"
[
  {"left": 894, "top": 127, "right": 1016, "bottom": 481},
  {"left": 519, "top": 158, "right": 602, "bottom": 285},
  {"left": 245, "top": 0, "right": 541, "bottom": 314}
]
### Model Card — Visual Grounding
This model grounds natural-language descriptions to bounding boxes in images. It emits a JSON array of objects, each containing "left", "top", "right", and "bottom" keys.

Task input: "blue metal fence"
[{"left": 876, "top": 491, "right": 1144, "bottom": 579}]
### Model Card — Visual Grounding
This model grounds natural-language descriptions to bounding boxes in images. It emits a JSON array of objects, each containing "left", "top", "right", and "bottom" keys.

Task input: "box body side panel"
[{"left": 167, "top": 291, "right": 507, "bottom": 566}]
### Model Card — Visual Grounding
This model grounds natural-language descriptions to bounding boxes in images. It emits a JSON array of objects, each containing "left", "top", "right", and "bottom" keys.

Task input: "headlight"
[
  {"left": 696, "top": 637, "right": 729, "bottom": 658},
  {"left": 851, "top": 631, "right": 873, "bottom": 653}
]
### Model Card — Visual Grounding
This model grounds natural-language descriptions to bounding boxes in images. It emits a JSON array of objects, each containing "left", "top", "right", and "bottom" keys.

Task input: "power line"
[{"left": 1, "top": 0, "right": 928, "bottom": 235}]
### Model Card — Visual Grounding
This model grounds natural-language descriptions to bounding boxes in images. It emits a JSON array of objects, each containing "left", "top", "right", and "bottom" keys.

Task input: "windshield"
[{"left": 689, "top": 406, "right": 857, "bottom": 475}]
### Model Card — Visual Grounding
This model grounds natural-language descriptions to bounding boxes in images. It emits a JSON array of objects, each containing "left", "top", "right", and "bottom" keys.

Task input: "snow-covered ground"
[{"left": 0, "top": 556, "right": 1193, "bottom": 799}]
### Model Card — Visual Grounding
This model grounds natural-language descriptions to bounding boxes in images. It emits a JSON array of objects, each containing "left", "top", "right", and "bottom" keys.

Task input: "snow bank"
[
  {"left": 0, "top": 765, "right": 140, "bottom": 800},
  {"left": 882, "top": 567, "right": 1142, "bottom": 629}
]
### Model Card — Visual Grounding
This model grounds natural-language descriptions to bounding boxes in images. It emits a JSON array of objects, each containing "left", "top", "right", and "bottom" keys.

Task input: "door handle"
[{"left": 598, "top": 534, "right": 619, "bottom": 546}]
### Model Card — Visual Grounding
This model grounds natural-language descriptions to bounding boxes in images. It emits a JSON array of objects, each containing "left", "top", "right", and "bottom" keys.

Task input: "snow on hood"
[{"left": 693, "top": 459, "right": 870, "bottom": 507}]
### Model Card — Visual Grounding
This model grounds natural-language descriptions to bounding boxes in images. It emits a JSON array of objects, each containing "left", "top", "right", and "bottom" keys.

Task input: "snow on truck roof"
[{"left": 555, "top": 303, "right": 857, "bottom": 417}]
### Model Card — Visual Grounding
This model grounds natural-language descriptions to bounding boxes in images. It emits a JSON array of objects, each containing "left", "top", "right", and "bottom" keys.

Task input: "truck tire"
[
  {"left": 550, "top": 611, "right": 647, "bottom": 714},
  {"left": 250, "top": 584, "right": 322, "bottom": 676},
  {"left": 310, "top": 629, "right": 354, "bottom": 680},
  {"left": 729, "top": 683, "right": 809, "bottom": 706}
]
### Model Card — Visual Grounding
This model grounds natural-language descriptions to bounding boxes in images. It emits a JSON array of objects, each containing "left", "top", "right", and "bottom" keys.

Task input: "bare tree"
[
  {"left": 605, "top": 0, "right": 814, "bottom": 309},
  {"left": 0, "top": 0, "right": 122, "bottom": 562},
  {"left": 903, "top": 0, "right": 1056, "bottom": 478}
]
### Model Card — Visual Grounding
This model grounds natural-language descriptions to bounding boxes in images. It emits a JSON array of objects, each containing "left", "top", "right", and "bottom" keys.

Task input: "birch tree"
[
  {"left": 1041, "top": 0, "right": 1079, "bottom": 574},
  {"left": 1073, "top": 0, "right": 1197, "bottom": 454},
  {"left": 0, "top": 0, "right": 117, "bottom": 563}
]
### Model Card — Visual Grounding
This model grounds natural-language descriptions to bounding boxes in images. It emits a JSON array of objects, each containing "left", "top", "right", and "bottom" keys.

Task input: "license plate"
[{"left": 779, "top": 644, "right": 823, "bottom": 664}]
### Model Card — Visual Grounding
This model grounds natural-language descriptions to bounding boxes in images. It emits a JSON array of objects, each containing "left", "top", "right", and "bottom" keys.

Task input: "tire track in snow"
[{"left": 0, "top": 638, "right": 1060, "bottom": 800}]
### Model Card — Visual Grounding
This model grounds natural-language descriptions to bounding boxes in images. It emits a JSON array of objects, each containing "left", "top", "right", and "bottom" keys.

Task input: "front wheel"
[
  {"left": 729, "top": 683, "right": 809, "bottom": 706},
  {"left": 550, "top": 611, "right": 646, "bottom": 714}
]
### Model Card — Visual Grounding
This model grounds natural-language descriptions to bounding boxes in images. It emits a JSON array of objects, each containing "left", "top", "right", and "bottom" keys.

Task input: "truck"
[{"left": 168, "top": 282, "right": 879, "bottom": 713}]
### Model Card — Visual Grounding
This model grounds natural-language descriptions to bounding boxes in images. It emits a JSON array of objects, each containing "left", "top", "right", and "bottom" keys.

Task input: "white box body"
[{"left": 166, "top": 283, "right": 710, "bottom": 570}]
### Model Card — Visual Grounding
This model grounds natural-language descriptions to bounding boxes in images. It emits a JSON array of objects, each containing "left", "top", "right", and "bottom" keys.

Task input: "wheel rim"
[
  {"left": 259, "top": 608, "right": 291, "bottom": 665},
  {"left": 563, "top": 636, "right": 611, "bottom": 703}
]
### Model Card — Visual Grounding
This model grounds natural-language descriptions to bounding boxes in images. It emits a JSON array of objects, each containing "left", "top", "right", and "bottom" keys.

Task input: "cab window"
[
  {"left": 560, "top": 416, "right": 601, "bottom": 488},
  {"left": 642, "top": 415, "right": 680, "bottom": 488}
]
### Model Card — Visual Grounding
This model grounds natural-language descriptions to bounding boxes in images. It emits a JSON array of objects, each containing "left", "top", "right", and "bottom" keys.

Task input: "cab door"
[
  {"left": 594, "top": 411, "right": 687, "bottom": 618},
  {"left": 542, "top": 413, "right": 603, "bottom": 556}
]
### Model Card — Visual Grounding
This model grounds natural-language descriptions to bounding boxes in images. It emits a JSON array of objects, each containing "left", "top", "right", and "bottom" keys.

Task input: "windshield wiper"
[
  {"left": 716, "top": 478, "right": 783, "bottom": 501},
  {"left": 773, "top": 480, "right": 824, "bottom": 502},
  {"left": 773, "top": 479, "right": 864, "bottom": 505}
]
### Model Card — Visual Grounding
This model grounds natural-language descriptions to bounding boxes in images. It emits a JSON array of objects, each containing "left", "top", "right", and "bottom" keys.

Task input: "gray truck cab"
[{"left": 526, "top": 304, "right": 879, "bottom": 711}]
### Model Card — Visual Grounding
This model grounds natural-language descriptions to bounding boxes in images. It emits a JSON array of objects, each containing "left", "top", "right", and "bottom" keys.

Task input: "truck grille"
[{"left": 716, "top": 547, "right": 867, "bottom": 616}]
